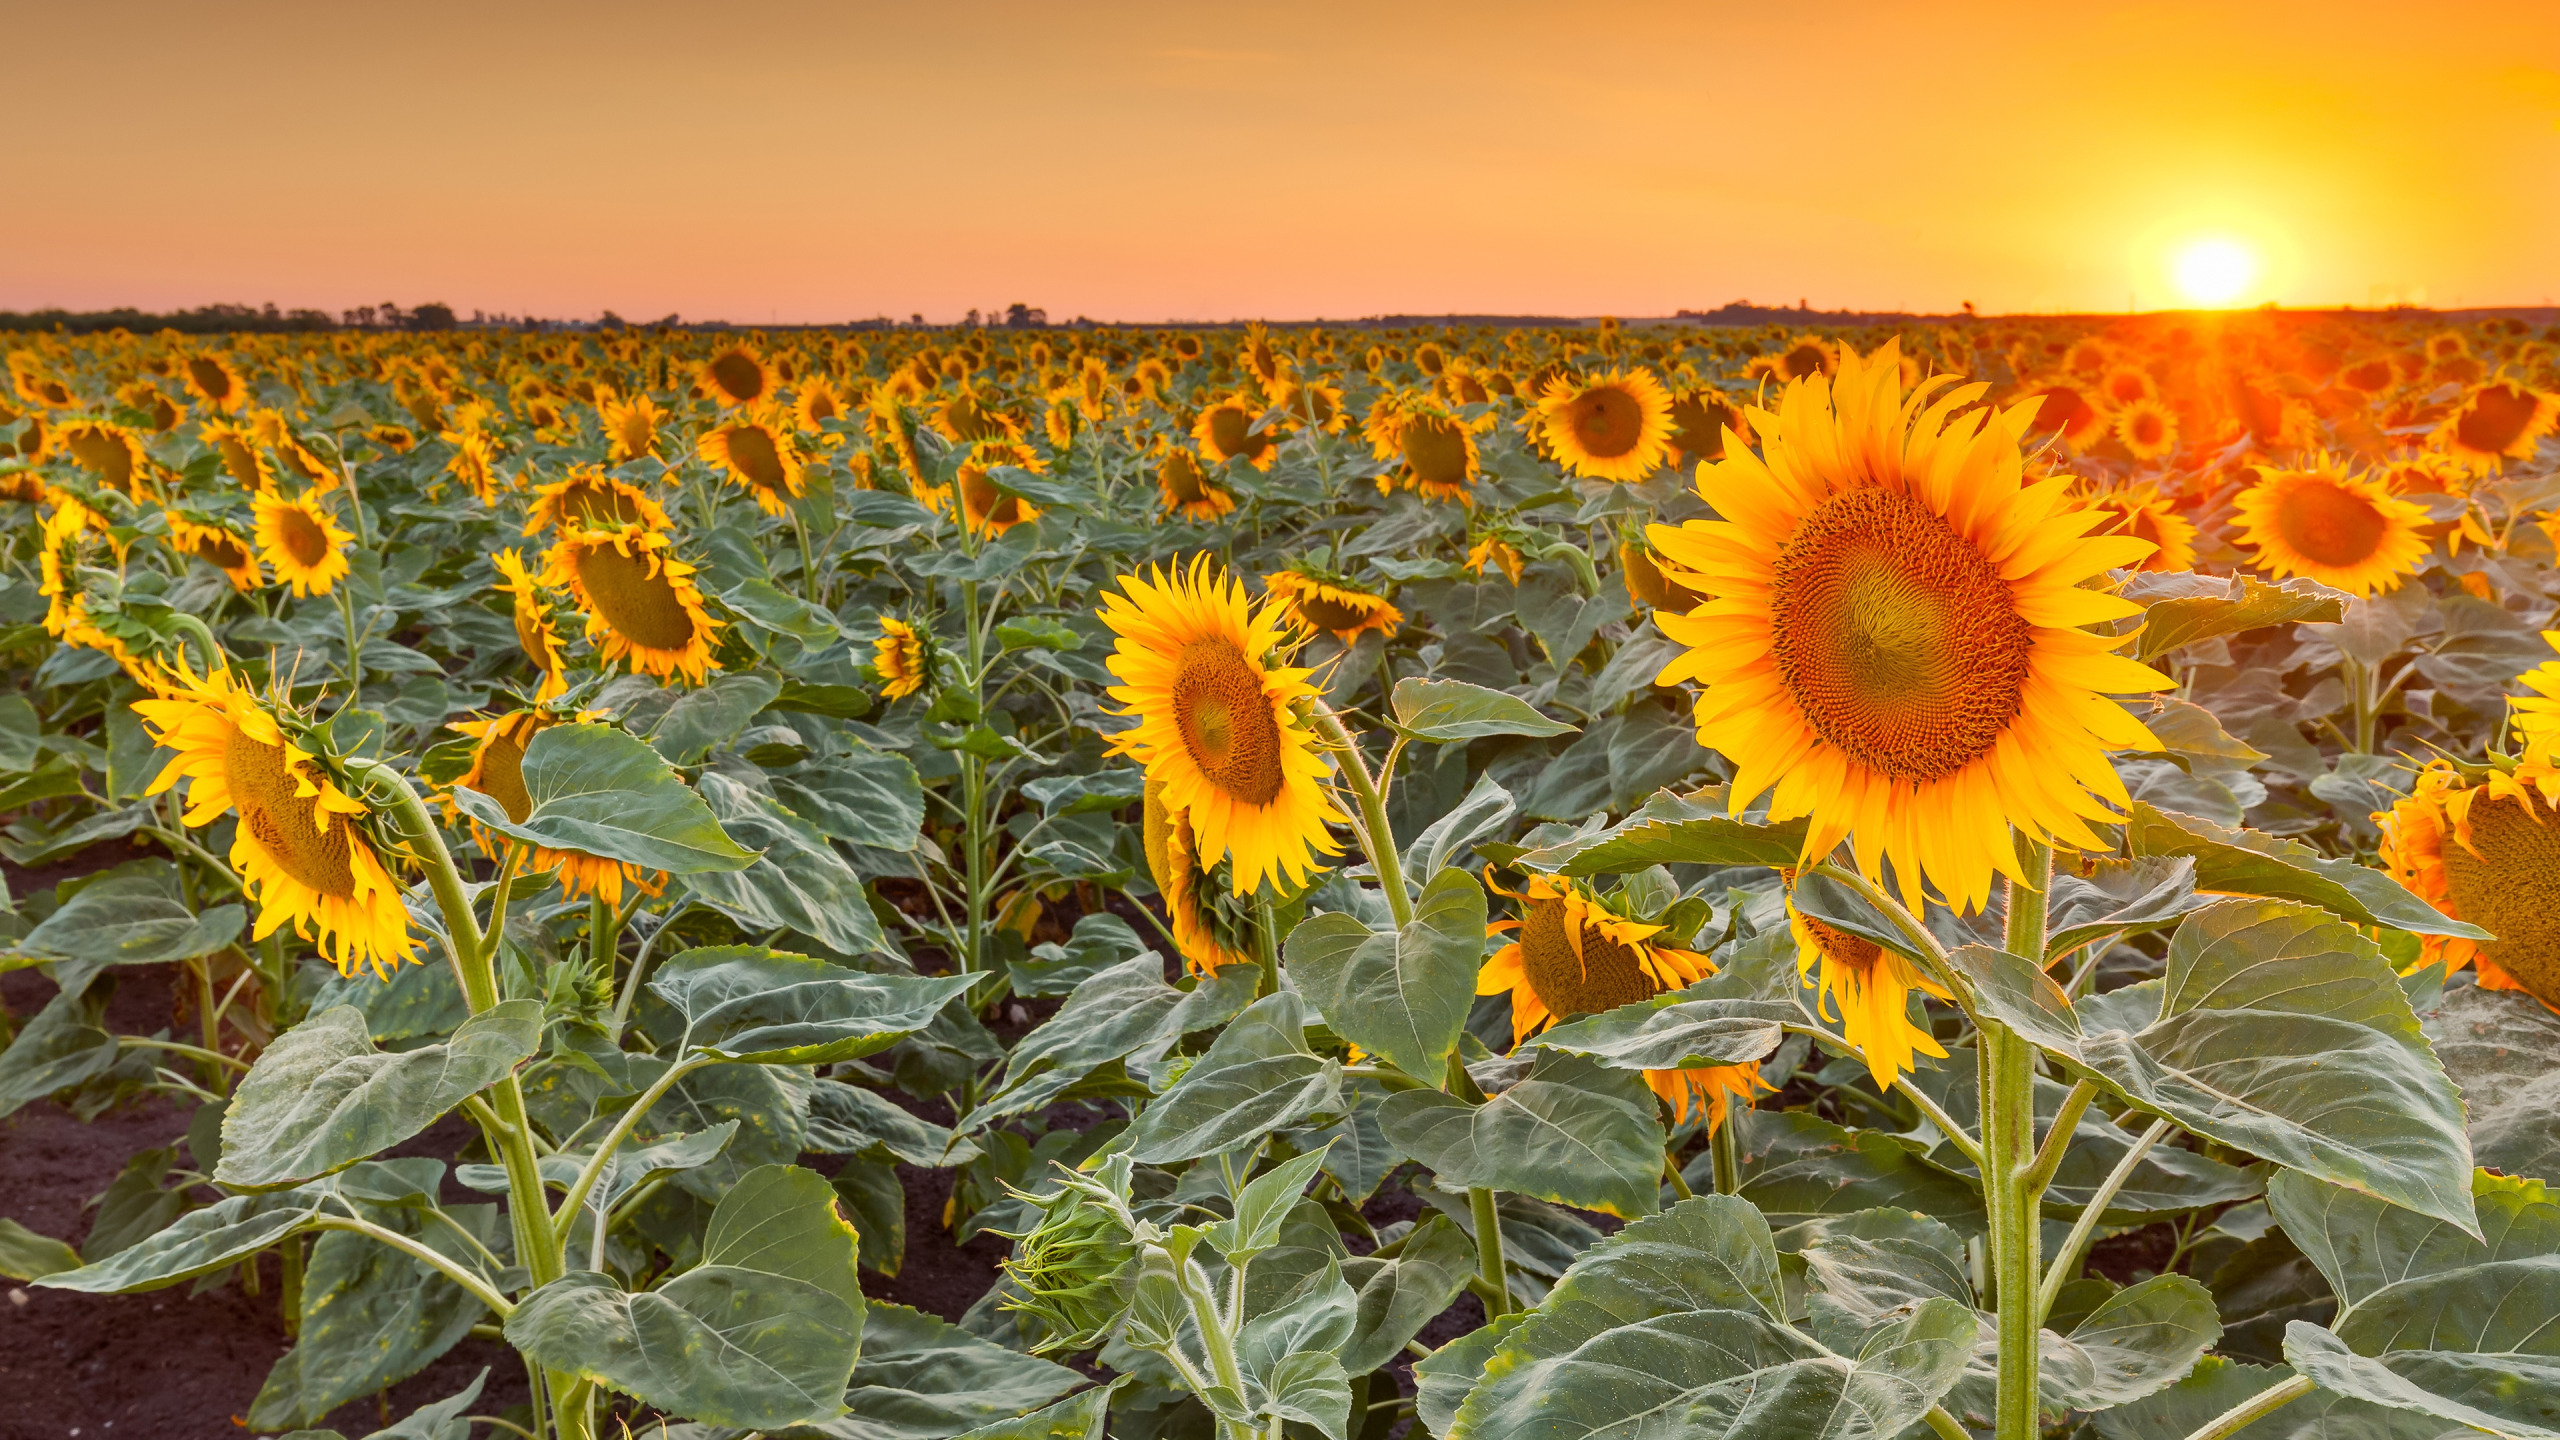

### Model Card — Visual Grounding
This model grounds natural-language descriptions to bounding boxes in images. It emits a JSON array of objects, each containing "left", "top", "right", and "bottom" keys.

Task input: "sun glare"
[{"left": 2172, "top": 237, "right": 2258, "bottom": 306}]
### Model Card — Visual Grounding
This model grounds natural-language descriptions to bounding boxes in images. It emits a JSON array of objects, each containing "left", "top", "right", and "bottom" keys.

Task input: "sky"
[{"left": 6, "top": 0, "right": 2557, "bottom": 324}]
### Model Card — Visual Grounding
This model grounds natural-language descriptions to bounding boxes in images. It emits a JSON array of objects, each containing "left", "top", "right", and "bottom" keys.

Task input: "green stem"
[
  {"left": 589, "top": 894, "right": 620, "bottom": 975},
  {"left": 309, "top": 1215, "right": 515, "bottom": 1317},
  {"left": 278, "top": 1230, "right": 304, "bottom": 1336},
  {"left": 1986, "top": 837, "right": 2053, "bottom": 1440},
  {"left": 552, "top": 1057, "right": 709, "bottom": 1246},
  {"left": 1664, "top": 1149, "right": 1693, "bottom": 1201},
  {"left": 116, "top": 1036, "right": 251, "bottom": 1072},
  {"left": 1173, "top": 1251, "right": 1247, "bottom": 1397},
  {"left": 1254, "top": 894, "right": 1281, "bottom": 999},
  {"left": 1900, "top": 1076, "right": 1984, "bottom": 1167},
  {"left": 1469, "top": 1183, "right": 1511, "bottom": 1316},
  {"left": 789, "top": 506, "right": 820, "bottom": 606},
  {"left": 2174, "top": 1376, "right": 2314, "bottom": 1440},
  {"left": 1308, "top": 703, "right": 1410, "bottom": 926},
  {"left": 1711, "top": 1112, "right": 1743, "bottom": 1196},
  {"left": 2038, "top": 1116, "right": 2171, "bottom": 1322},
  {"left": 336, "top": 582, "right": 366, "bottom": 702},
  {"left": 1923, "top": 1406, "right": 1972, "bottom": 1440}
]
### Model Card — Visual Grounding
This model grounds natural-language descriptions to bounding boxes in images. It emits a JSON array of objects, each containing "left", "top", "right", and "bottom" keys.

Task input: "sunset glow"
[{"left": 2173, "top": 239, "right": 2261, "bottom": 306}]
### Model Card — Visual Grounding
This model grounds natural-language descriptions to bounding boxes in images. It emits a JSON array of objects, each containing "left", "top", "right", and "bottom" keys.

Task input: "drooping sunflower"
[
  {"left": 1787, "top": 900, "right": 1949, "bottom": 1092},
  {"left": 543, "top": 525, "right": 723, "bottom": 685},
  {"left": 699, "top": 344, "right": 775, "bottom": 409},
  {"left": 133, "top": 663, "right": 418, "bottom": 978},
  {"left": 1648, "top": 340, "right": 2171, "bottom": 912},
  {"left": 447, "top": 709, "right": 664, "bottom": 906},
  {"left": 1665, "top": 387, "right": 1751, "bottom": 467},
  {"left": 1479, "top": 872, "right": 1765, "bottom": 1131},
  {"left": 2230, "top": 462, "right": 2430, "bottom": 597},
  {"left": 1097, "top": 557, "right": 1344, "bottom": 896},
  {"left": 523, "top": 466, "right": 672, "bottom": 537},
  {"left": 1263, "top": 567, "right": 1401, "bottom": 645},
  {"left": 253, "top": 491, "right": 353, "bottom": 597},
  {"left": 1193, "top": 394, "right": 1279, "bottom": 471},
  {"left": 1363, "top": 393, "right": 1485, "bottom": 504},
  {"left": 2018, "top": 379, "right": 2109, "bottom": 450},
  {"left": 1536, "top": 368, "right": 1675, "bottom": 482},
  {"left": 57, "top": 420, "right": 154, "bottom": 500},
  {"left": 2376, "top": 756, "right": 2560, "bottom": 1011},
  {"left": 2112, "top": 397, "right": 2179, "bottom": 462},
  {"left": 598, "top": 390, "right": 665, "bottom": 462},
  {"left": 165, "top": 512, "right": 262, "bottom": 590},
  {"left": 182, "top": 352, "right": 250, "bottom": 414},
  {"left": 201, "top": 420, "right": 273, "bottom": 492},
  {"left": 2085, "top": 484, "right": 2198, "bottom": 573},
  {"left": 2435, "top": 379, "right": 2560, "bottom": 472},
  {"left": 1155, "top": 445, "right": 1237, "bottom": 521},
  {"left": 957, "top": 441, "right": 1044, "bottom": 538},
  {"left": 492, "top": 548, "right": 570, "bottom": 700},
  {"left": 874, "top": 616, "right": 931, "bottom": 700},
  {"left": 443, "top": 427, "right": 504, "bottom": 504},
  {"left": 1621, "top": 538, "right": 1709, "bottom": 614},
  {"left": 1141, "top": 779, "right": 1257, "bottom": 977},
  {"left": 934, "top": 390, "right": 1018, "bottom": 445},
  {"left": 698, "top": 408, "right": 806, "bottom": 515}
]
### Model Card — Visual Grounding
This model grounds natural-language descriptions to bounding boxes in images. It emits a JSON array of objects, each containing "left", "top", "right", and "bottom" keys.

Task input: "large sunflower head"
[
  {"left": 1364, "top": 393, "right": 1484, "bottom": 504},
  {"left": 699, "top": 344, "right": 776, "bottom": 409},
  {"left": 874, "top": 616, "right": 932, "bottom": 700},
  {"left": 1536, "top": 368, "right": 1675, "bottom": 482},
  {"left": 2435, "top": 379, "right": 2560, "bottom": 473},
  {"left": 2377, "top": 756, "right": 2560, "bottom": 1011},
  {"left": 1155, "top": 443, "right": 1237, "bottom": 522},
  {"left": 1647, "top": 339, "right": 2171, "bottom": 912},
  {"left": 957, "top": 441, "right": 1044, "bottom": 538},
  {"left": 2111, "top": 397, "right": 2180, "bottom": 463},
  {"left": 1097, "top": 557, "right": 1345, "bottom": 895},
  {"left": 1787, "top": 898, "right": 1950, "bottom": 1093},
  {"left": 133, "top": 663, "right": 418, "bottom": 978},
  {"left": 253, "top": 491, "right": 353, "bottom": 597},
  {"left": 165, "top": 511, "right": 262, "bottom": 591},
  {"left": 542, "top": 525, "right": 723, "bottom": 686},
  {"left": 492, "top": 548, "right": 570, "bottom": 700},
  {"left": 599, "top": 390, "right": 665, "bottom": 462},
  {"left": 2084, "top": 483, "right": 2198, "bottom": 573},
  {"left": 182, "top": 352, "right": 250, "bottom": 414},
  {"left": 697, "top": 408, "right": 806, "bottom": 516},
  {"left": 523, "top": 466, "right": 672, "bottom": 538},
  {"left": 1193, "top": 395, "right": 1279, "bottom": 471},
  {"left": 445, "top": 708, "right": 664, "bottom": 906},
  {"left": 2231, "top": 461, "right": 2430, "bottom": 598},
  {"left": 58, "top": 419, "right": 155, "bottom": 501},
  {"left": 1263, "top": 566, "right": 1401, "bottom": 645},
  {"left": 1141, "top": 779, "right": 1258, "bottom": 977}
]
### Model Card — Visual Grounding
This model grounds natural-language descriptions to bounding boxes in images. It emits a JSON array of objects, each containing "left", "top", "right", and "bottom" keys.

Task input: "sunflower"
[
  {"left": 543, "top": 526, "right": 722, "bottom": 685},
  {"left": 1467, "top": 534, "right": 1525, "bottom": 585},
  {"left": 874, "top": 616, "right": 931, "bottom": 700},
  {"left": 253, "top": 492, "right": 352, "bottom": 597},
  {"left": 443, "top": 427, "right": 504, "bottom": 504},
  {"left": 1263, "top": 567, "right": 1401, "bottom": 645},
  {"left": 794, "top": 375, "right": 851, "bottom": 435},
  {"left": 2085, "top": 484, "right": 2198, "bottom": 573},
  {"left": 2424, "top": 331, "right": 2472, "bottom": 364},
  {"left": 2376, "top": 756, "right": 2560, "bottom": 1011},
  {"left": 1097, "top": 558, "right": 1344, "bottom": 895},
  {"left": 599, "top": 390, "right": 665, "bottom": 462},
  {"left": 9, "top": 355, "right": 74, "bottom": 411},
  {"left": 1044, "top": 399, "right": 1082, "bottom": 452},
  {"left": 1647, "top": 340, "right": 2170, "bottom": 913},
  {"left": 119, "top": 384, "right": 181, "bottom": 436},
  {"left": 202, "top": 420, "right": 273, "bottom": 492},
  {"left": 699, "top": 344, "right": 775, "bottom": 409},
  {"left": 1620, "top": 538, "right": 1708, "bottom": 613},
  {"left": 133, "top": 663, "right": 418, "bottom": 978},
  {"left": 447, "top": 709, "right": 663, "bottom": 906},
  {"left": 1759, "top": 335, "right": 1838, "bottom": 383},
  {"left": 492, "top": 548, "right": 570, "bottom": 700},
  {"left": 933, "top": 390, "right": 1017, "bottom": 445},
  {"left": 2112, "top": 397, "right": 2179, "bottom": 462},
  {"left": 2231, "top": 462, "right": 2429, "bottom": 597},
  {"left": 698, "top": 408, "right": 806, "bottom": 515},
  {"left": 1155, "top": 445, "right": 1236, "bottom": 521},
  {"left": 1141, "top": 779, "right": 1257, "bottom": 977},
  {"left": 1269, "top": 372, "right": 1347, "bottom": 434},
  {"left": 1478, "top": 872, "right": 1762, "bottom": 1130},
  {"left": 0, "top": 466, "right": 49, "bottom": 506},
  {"left": 2435, "top": 379, "right": 2560, "bottom": 472},
  {"left": 10, "top": 413, "right": 49, "bottom": 461},
  {"left": 1666, "top": 387, "right": 1751, "bottom": 466},
  {"left": 2018, "top": 379, "right": 2109, "bottom": 449},
  {"left": 2335, "top": 356, "right": 2401, "bottom": 397},
  {"left": 523, "top": 467, "right": 672, "bottom": 537},
  {"left": 1787, "top": 900, "right": 1949, "bottom": 1091},
  {"left": 58, "top": 420, "right": 154, "bottom": 500},
  {"left": 182, "top": 353, "right": 250, "bottom": 414},
  {"left": 1536, "top": 369, "right": 1675, "bottom": 482},
  {"left": 1364, "top": 393, "right": 1485, "bottom": 504},
  {"left": 958, "top": 441, "right": 1044, "bottom": 538},
  {"left": 1193, "top": 395, "right": 1279, "bottom": 471},
  {"left": 1241, "top": 323, "right": 1285, "bottom": 389},
  {"left": 165, "top": 512, "right": 262, "bottom": 590},
  {"left": 2099, "top": 365, "right": 2158, "bottom": 407}
]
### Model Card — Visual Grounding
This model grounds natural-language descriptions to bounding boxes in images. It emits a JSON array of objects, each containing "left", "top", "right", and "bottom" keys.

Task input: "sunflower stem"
[
  {"left": 335, "top": 582, "right": 366, "bottom": 704},
  {"left": 1469, "top": 1183, "right": 1511, "bottom": 1316},
  {"left": 1710, "top": 1112, "right": 1742, "bottom": 1196},
  {"left": 1254, "top": 893, "right": 1281, "bottom": 999},
  {"left": 1986, "top": 836, "right": 2053, "bottom": 1440},
  {"left": 1308, "top": 702, "right": 1410, "bottom": 927},
  {"left": 2039, "top": 1116, "right": 2171, "bottom": 1323},
  {"left": 2174, "top": 1376, "right": 2315, "bottom": 1440}
]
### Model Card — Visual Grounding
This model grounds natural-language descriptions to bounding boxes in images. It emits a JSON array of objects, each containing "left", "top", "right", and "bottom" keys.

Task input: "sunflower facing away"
[
  {"left": 253, "top": 491, "right": 352, "bottom": 597},
  {"left": 1098, "top": 558, "right": 1344, "bottom": 896},
  {"left": 1788, "top": 898, "right": 1949, "bottom": 1092},
  {"left": 698, "top": 408, "right": 807, "bottom": 515},
  {"left": 1536, "top": 368, "right": 1675, "bottom": 482},
  {"left": 2377, "top": 755, "right": 2560, "bottom": 1011},
  {"left": 447, "top": 709, "right": 663, "bottom": 906},
  {"left": 1155, "top": 445, "right": 1237, "bottom": 521},
  {"left": 874, "top": 617, "right": 931, "bottom": 700},
  {"left": 1141, "top": 779, "right": 1256, "bottom": 976},
  {"left": 1479, "top": 872, "right": 1766, "bottom": 1131},
  {"left": 1193, "top": 394, "right": 1279, "bottom": 471},
  {"left": 1263, "top": 567, "right": 1401, "bottom": 645},
  {"left": 165, "top": 512, "right": 262, "bottom": 591},
  {"left": 2231, "top": 461, "right": 2430, "bottom": 598},
  {"left": 2086, "top": 484, "right": 2198, "bottom": 573},
  {"left": 1648, "top": 340, "right": 2170, "bottom": 912},
  {"left": 544, "top": 525, "right": 723, "bottom": 685},
  {"left": 2435, "top": 379, "right": 2560, "bottom": 472},
  {"left": 134, "top": 663, "right": 418, "bottom": 978},
  {"left": 523, "top": 466, "right": 672, "bottom": 537},
  {"left": 492, "top": 548, "right": 570, "bottom": 699}
]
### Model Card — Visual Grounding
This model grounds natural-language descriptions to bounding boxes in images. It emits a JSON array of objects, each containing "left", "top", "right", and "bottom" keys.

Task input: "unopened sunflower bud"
[{"left": 1000, "top": 1182, "right": 1136, "bottom": 1353}]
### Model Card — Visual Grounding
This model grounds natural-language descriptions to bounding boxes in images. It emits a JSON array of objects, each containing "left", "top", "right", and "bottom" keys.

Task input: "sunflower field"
[{"left": 3, "top": 310, "right": 2560, "bottom": 1440}]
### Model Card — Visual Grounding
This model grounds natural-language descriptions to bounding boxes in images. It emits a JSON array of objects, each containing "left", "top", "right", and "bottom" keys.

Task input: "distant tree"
[
  {"left": 1005, "top": 302, "right": 1047, "bottom": 328},
  {"left": 408, "top": 303, "right": 457, "bottom": 331}
]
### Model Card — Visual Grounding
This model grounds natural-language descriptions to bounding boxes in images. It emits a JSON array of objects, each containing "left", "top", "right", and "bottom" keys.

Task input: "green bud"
[{"left": 1001, "top": 1181, "right": 1137, "bottom": 1353}]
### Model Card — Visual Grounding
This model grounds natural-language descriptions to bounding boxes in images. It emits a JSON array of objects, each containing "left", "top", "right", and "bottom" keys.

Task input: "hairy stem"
[
  {"left": 1986, "top": 837, "right": 2053, "bottom": 1440},
  {"left": 2039, "top": 1117, "right": 2173, "bottom": 1322},
  {"left": 2175, "top": 1376, "right": 2314, "bottom": 1440}
]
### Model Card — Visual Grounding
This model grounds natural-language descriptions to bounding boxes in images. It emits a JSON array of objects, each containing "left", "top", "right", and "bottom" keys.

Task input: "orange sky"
[{"left": 8, "top": 0, "right": 2557, "bottom": 323}]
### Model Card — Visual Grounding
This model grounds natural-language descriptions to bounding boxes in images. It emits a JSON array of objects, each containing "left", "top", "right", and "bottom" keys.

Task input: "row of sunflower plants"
[{"left": 0, "top": 311, "right": 2552, "bottom": 1440}]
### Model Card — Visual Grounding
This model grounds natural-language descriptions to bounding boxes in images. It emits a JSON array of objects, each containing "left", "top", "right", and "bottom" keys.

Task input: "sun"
[{"left": 2171, "top": 237, "right": 2258, "bottom": 306}]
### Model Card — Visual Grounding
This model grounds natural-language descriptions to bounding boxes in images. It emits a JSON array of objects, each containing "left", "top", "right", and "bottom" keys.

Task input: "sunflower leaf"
[
  {"left": 1124, "top": 991, "right": 1342, "bottom": 1163},
  {"left": 1513, "top": 786, "right": 1808, "bottom": 876},
  {"left": 2124, "top": 802, "right": 2486, "bottom": 939},
  {"left": 1379, "top": 1051, "right": 1665, "bottom": 1219},
  {"left": 1390, "top": 678, "right": 1576, "bottom": 741},
  {"left": 13, "top": 859, "right": 245, "bottom": 966},
  {"left": 648, "top": 945, "right": 973, "bottom": 1066},
  {"left": 1286, "top": 866, "right": 1484, "bottom": 1085},
  {"left": 683, "top": 771, "right": 889, "bottom": 956},
  {"left": 2126, "top": 571, "right": 2350, "bottom": 661},
  {"left": 2285, "top": 1320, "right": 2560, "bottom": 1440},
  {"left": 2428, "top": 982, "right": 2560, "bottom": 1181},
  {"left": 450, "top": 722, "right": 756, "bottom": 875}
]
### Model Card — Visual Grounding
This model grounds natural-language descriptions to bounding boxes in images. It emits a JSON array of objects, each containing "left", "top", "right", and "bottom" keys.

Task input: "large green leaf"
[
  {"left": 1391, "top": 678, "right": 1576, "bottom": 741},
  {"left": 2286, "top": 1320, "right": 2560, "bottom": 1440},
  {"left": 1708, "top": 1109, "right": 1986, "bottom": 1232},
  {"left": 505, "top": 1164, "right": 864, "bottom": 1429},
  {"left": 38, "top": 1159, "right": 438, "bottom": 1293},
  {"left": 1513, "top": 786, "right": 1808, "bottom": 876},
  {"left": 2040, "top": 1275, "right": 2225, "bottom": 1412},
  {"left": 649, "top": 945, "right": 970, "bottom": 1065},
  {"left": 650, "top": 673, "right": 781, "bottom": 765},
  {"left": 247, "top": 1203, "right": 502, "bottom": 1428},
  {"left": 0, "top": 979, "right": 119, "bottom": 1120},
  {"left": 1287, "top": 867, "right": 1485, "bottom": 1084},
  {"left": 2429, "top": 983, "right": 2560, "bottom": 1182},
  {"left": 946, "top": 1378, "right": 1123, "bottom": 1440},
  {"left": 217, "top": 1002, "right": 542, "bottom": 1191},
  {"left": 965, "top": 955, "right": 1254, "bottom": 1130},
  {"left": 2271, "top": 1169, "right": 2560, "bottom": 1312},
  {"left": 772, "top": 747, "right": 927, "bottom": 852},
  {"left": 685, "top": 772, "right": 888, "bottom": 956},
  {"left": 1531, "top": 979, "right": 1799, "bottom": 1073},
  {"left": 450, "top": 721, "right": 755, "bottom": 875},
  {"left": 1904, "top": 1066, "right": 2262, "bottom": 1223},
  {"left": 13, "top": 859, "right": 244, "bottom": 965},
  {"left": 807, "top": 1077, "right": 978, "bottom": 1167},
  {"left": 1380, "top": 1052, "right": 1665, "bottom": 1219},
  {"left": 0, "top": 1217, "right": 79, "bottom": 1280},
  {"left": 1337, "top": 1214, "right": 1478, "bottom": 1374},
  {"left": 1950, "top": 900, "right": 2477, "bottom": 1235},
  {"left": 2124, "top": 805, "right": 2486, "bottom": 940},
  {"left": 1125, "top": 992, "right": 1342, "bottom": 1163},
  {"left": 2083, "top": 1356, "right": 2299, "bottom": 1440},
  {"left": 2043, "top": 857, "right": 2208, "bottom": 960},
  {"left": 794, "top": 1301, "right": 1086, "bottom": 1440},
  {"left": 2128, "top": 572, "right": 2349, "bottom": 661}
]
